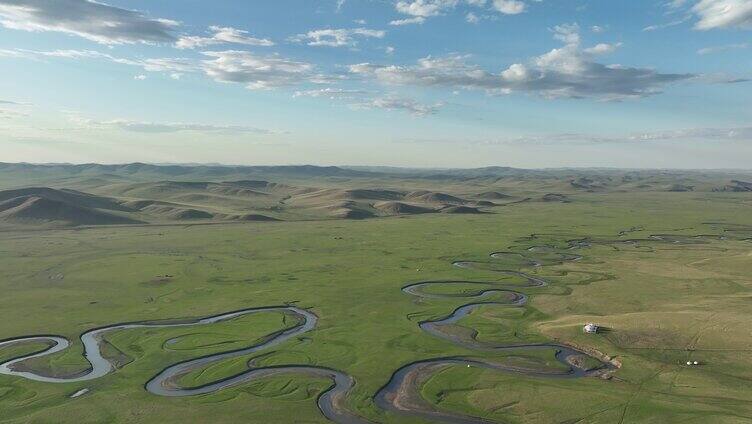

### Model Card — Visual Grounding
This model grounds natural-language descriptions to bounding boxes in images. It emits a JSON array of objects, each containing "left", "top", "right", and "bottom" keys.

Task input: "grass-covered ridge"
[{"left": 1, "top": 162, "right": 751, "bottom": 228}]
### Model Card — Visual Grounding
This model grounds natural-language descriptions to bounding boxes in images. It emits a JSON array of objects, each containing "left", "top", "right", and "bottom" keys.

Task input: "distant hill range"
[
  {"left": 2, "top": 162, "right": 751, "bottom": 183},
  {"left": 0, "top": 162, "right": 749, "bottom": 228}
]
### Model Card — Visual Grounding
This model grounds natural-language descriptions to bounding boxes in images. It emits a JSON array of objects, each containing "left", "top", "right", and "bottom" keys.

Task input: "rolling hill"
[{"left": 0, "top": 190, "right": 141, "bottom": 227}]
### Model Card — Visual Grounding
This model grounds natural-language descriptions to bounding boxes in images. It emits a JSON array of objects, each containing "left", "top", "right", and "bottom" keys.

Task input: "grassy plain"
[{"left": 1, "top": 191, "right": 751, "bottom": 423}]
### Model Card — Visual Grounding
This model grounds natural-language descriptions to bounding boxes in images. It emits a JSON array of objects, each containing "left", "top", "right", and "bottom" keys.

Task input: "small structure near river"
[{"left": 583, "top": 323, "right": 599, "bottom": 334}]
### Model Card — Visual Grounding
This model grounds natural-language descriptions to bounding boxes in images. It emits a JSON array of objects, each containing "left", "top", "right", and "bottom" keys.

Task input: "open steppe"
[{"left": 1, "top": 163, "right": 752, "bottom": 423}]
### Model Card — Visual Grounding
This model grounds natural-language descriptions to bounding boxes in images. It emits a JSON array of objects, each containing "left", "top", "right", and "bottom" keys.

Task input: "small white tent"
[{"left": 583, "top": 323, "right": 599, "bottom": 334}]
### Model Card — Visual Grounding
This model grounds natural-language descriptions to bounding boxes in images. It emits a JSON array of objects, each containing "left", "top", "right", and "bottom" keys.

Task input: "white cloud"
[
  {"left": 201, "top": 50, "right": 317, "bottom": 90},
  {"left": 139, "top": 57, "right": 197, "bottom": 73},
  {"left": 0, "top": 48, "right": 28, "bottom": 58},
  {"left": 290, "top": 28, "right": 385, "bottom": 47},
  {"left": 668, "top": 0, "right": 690, "bottom": 8},
  {"left": 643, "top": 17, "right": 689, "bottom": 32},
  {"left": 0, "top": 48, "right": 199, "bottom": 75},
  {"left": 400, "top": 127, "right": 752, "bottom": 145},
  {"left": 294, "top": 89, "right": 440, "bottom": 117},
  {"left": 293, "top": 88, "right": 368, "bottom": 99},
  {"left": 350, "top": 25, "right": 694, "bottom": 100},
  {"left": 552, "top": 23, "right": 580, "bottom": 45},
  {"left": 0, "top": 100, "right": 30, "bottom": 119},
  {"left": 0, "top": 108, "right": 27, "bottom": 119},
  {"left": 389, "top": 16, "right": 426, "bottom": 25},
  {"left": 353, "top": 96, "right": 444, "bottom": 116},
  {"left": 392, "top": 0, "right": 528, "bottom": 23},
  {"left": 134, "top": 74, "right": 147, "bottom": 80},
  {"left": 0, "top": 99, "right": 29, "bottom": 105},
  {"left": 626, "top": 126, "right": 752, "bottom": 141},
  {"left": 694, "top": 73, "right": 749, "bottom": 84},
  {"left": 518, "top": 127, "right": 752, "bottom": 144},
  {"left": 70, "top": 116, "right": 275, "bottom": 134},
  {"left": 500, "top": 63, "right": 528, "bottom": 82},
  {"left": 395, "top": 0, "right": 459, "bottom": 17},
  {"left": 0, "top": 47, "right": 333, "bottom": 90},
  {"left": 652, "top": 0, "right": 752, "bottom": 31},
  {"left": 492, "top": 0, "right": 525, "bottom": 14},
  {"left": 176, "top": 26, "right": 274, "bottom": 49},
  {"left": 0, "top": 0, "right": 178, "bottom": 44},
  {"left": 697, "top": 42, "right": 748, "bottom": 54},
  {"left": 692, "top": 0, "right": 752, "bottom": 29},
  {"left": 583, "top": 42, "right": 622, "bottom": 55}
]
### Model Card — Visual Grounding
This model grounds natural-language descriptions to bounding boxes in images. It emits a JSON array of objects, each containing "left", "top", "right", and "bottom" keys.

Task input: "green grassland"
[{"left": 1, "top": 187, "right": 752, "bottom": 423}]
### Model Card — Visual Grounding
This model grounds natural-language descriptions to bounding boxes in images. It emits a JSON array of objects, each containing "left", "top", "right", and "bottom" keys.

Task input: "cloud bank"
[
  {"left": 350, "top": 24, "right": 693, "bottom": 100},
  {"left": 0, "top": 0, "right": 178, "bottom": 44}
]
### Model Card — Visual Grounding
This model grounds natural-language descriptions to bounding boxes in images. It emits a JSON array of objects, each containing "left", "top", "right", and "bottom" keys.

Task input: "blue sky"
[{"left": 0, "top": 0, "right": 750, "bottom": 168}]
